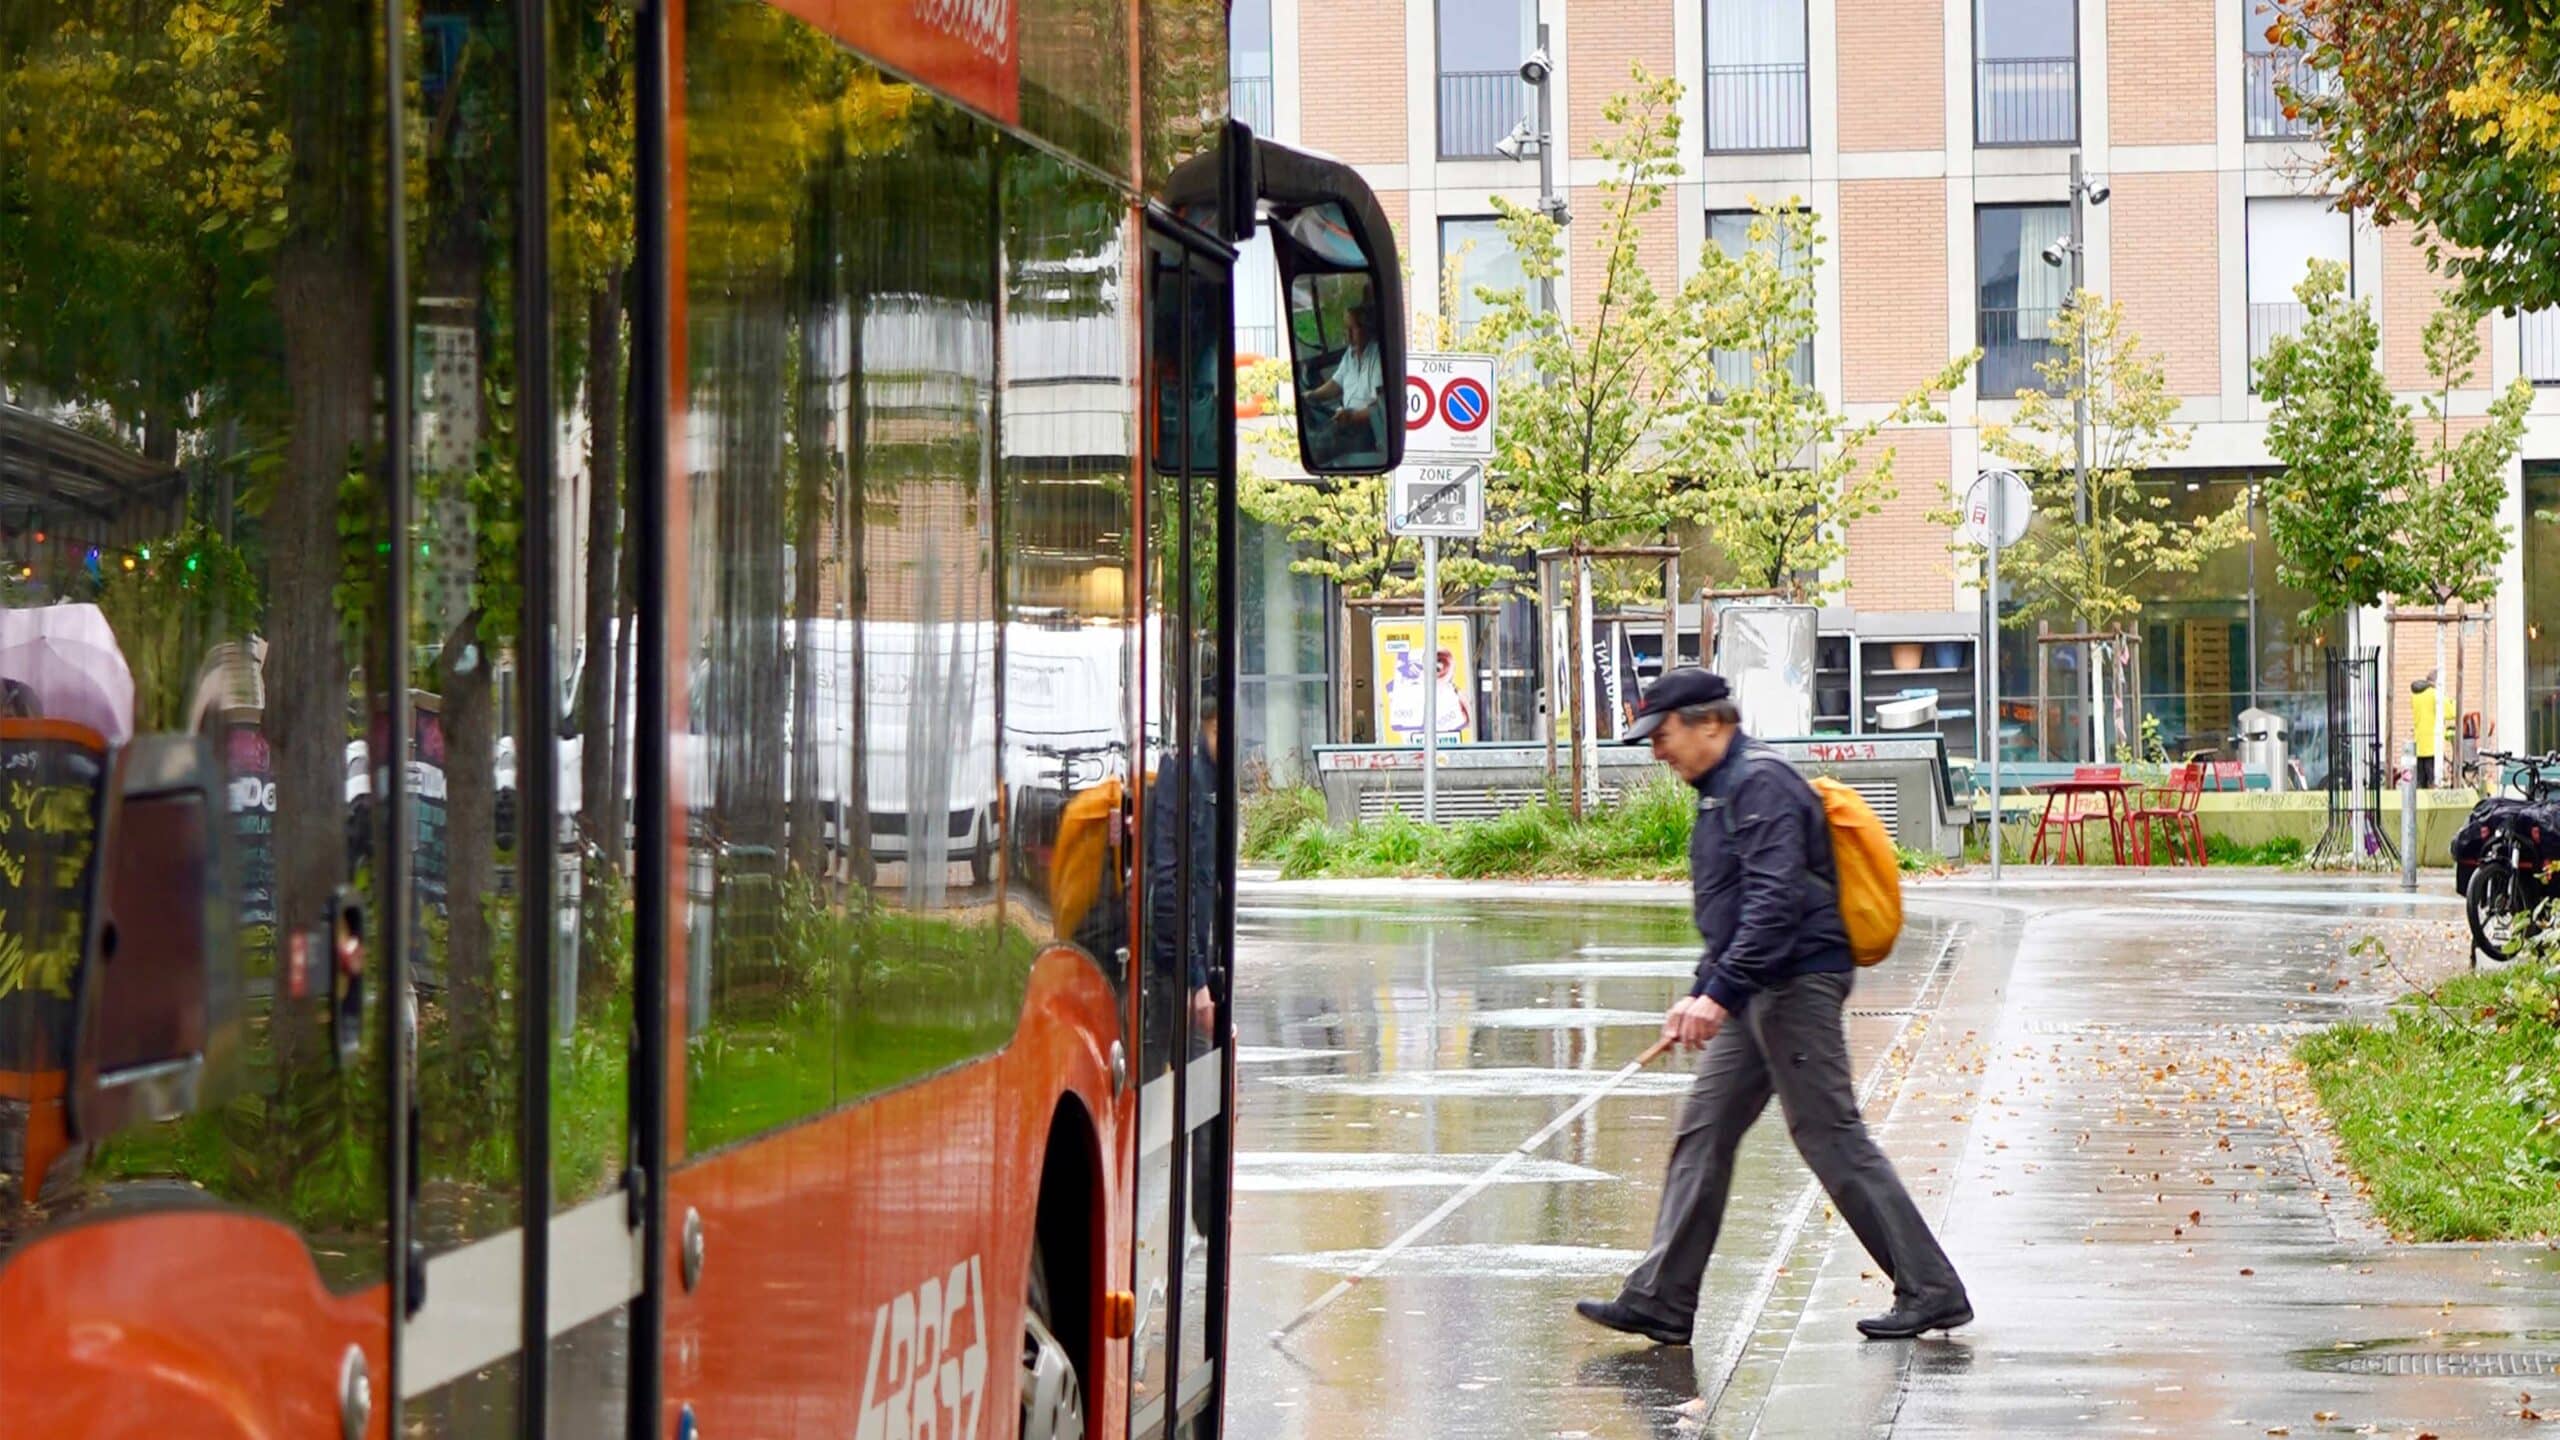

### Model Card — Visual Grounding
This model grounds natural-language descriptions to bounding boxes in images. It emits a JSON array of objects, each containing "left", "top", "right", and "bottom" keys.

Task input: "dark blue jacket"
[{"left": 1687, "top": 734, "right": 1853, "bottom": 1010}]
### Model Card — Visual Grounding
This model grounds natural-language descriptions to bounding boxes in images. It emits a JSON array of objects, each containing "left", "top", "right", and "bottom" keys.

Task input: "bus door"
[{"left": 1131, "top": 215, "right": 1237, "bottom": 1440}]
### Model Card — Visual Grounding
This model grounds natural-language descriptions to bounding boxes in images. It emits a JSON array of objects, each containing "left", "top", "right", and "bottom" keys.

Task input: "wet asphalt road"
[
  {"left": 1224, "top": 891, "right": 1965, "bottom": 1440},
  {"left": 1225, "top": 874, "right": 2560, "bottom": 1440}
]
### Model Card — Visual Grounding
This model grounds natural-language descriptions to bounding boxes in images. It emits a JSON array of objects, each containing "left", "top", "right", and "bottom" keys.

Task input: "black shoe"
[
  {"left": 1856, "top": 1297, "right": 1973, "bottom": 1340},
  {"left": 1574, "top": 1298, "right": 1692, "bottom": 1346}
]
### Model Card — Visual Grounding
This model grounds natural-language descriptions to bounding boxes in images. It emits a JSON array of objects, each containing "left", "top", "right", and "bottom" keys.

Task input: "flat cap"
[{"left": 1623, "top": 667, "right": 1730, "bottom": 742}]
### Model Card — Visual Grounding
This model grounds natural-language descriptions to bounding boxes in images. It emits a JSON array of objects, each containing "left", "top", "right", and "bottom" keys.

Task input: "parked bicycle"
[{"left": 2455, "top": 749, "right": 2560, "bottom": 961}]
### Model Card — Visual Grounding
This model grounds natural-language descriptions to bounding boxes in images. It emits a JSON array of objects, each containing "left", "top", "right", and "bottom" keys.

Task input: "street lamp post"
[
  {"left": 2040, "top": 153, "right": 2109, "bottom": 758},
  {"left": 1499, "top": 27, "right": 1576, "bottom": 793}
]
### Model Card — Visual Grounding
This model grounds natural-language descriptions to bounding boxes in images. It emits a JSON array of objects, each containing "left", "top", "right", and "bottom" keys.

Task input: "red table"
[{"left": 2026, "top": 778, "right": 2142, "bottom": 864}]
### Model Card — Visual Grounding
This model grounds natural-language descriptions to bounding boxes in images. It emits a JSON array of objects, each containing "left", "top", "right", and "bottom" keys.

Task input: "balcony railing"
[
  {"left": 2244, "top": 49, "right": 2332, "bottom": 139},
  {"left": 1439, "top": 69, "right": 1530, "bottom": 159},
  {"left": 2525, "top": 308, "right": 2560, "bottom": 385},
  {"left": 1705, "top": 62, "right": 1809, "bottom": 153},
  {"left": 1978, "top": 306, "right": 2062, "bottom": 397},
  {"left": 1231, "top": 73, "right": 1274, "bottom": 136},
  {"left": 2247, "top": 301, "right": 2314, "bottom": 380},
  {"left": 1712, "top": 341, "right": 1815, "bottom": 395},
  {"left": 1976, "top": 56, "right": 2078, "bottom": 146},
  {"left": 1235, "top": 321, "right": 1283, "bottom": 364}
]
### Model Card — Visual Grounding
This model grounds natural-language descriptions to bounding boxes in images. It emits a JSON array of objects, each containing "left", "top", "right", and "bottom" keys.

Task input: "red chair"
[
  {"left": 2128, "top": 763, "right": 2207, "bottom": 866},
  {"left": 2031, "top": 765, "right": 2127, "bottom": 863}
]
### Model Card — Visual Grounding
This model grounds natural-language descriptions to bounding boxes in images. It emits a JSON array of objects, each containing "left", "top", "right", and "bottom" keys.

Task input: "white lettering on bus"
[
  {"left": 910, "top": 0, "right": 1013, "bottom": 65},
  {"left": 855, "top": 1254, "right": 988, "bottom": 1440}
]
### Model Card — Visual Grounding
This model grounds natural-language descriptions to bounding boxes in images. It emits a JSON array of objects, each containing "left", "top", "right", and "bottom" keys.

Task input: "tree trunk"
[
  {"left": 611, "top": 332, "right": 641, "bottom": 875},
  {"left": 2435, "top": 615, "right": 2452, "bottom": 788},
  {"left": 438, "top": 631, "right": 498, "bottom": 1058},
  {"left": 708, "top": 300, "right": 790, "bottom": 961},
  {"left": 1568, "top": 555, "right": 1587, "bottom": 822},
  {"left": 269, "top": 241, "right": 369, "bottom": 1085},
  {"left": 579, "top": 274, "right": 626, "bottom": 869},
  {"left": 786, "top": 218, "right": 833, "bottom": 878}
]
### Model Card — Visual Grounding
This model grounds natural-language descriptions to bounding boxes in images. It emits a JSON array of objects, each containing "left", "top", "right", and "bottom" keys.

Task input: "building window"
[
  {"left": 1706, "top": 0, "right": 1808, "bottom": 153},
  {"left": 2525, "top": 309, "right": 2560, "bottom": 385},
  {"left": 1231, "top": 0, "right": 1274, "bottom": 135},
  {"left": 2245, "top": 196, "right": 2352, "bottom": 381},
  {"left": 1438, "top": 0, "right": 1534, "bottom": 158},
  {"left": 2243, "top": 0, "right": 2333, "bottom": 140},
  {"left": 1975, "top": 0, "right": 2079, "bottom": 147},
  {"left": 1236, "top": 232, "right": 1283, "bottom": 362},
  {"left": 1977, "top": 203, "right": 2070, "bottom": 398},
  {"left": 1709, "top": 210, "right": 1815, "bottom": 390},
  {"left": 1440, "top": 216, "right": 1528, "bottom": 338}
]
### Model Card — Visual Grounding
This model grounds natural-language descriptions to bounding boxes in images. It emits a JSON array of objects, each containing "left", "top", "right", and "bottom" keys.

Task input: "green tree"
[
  {"left": 2256, "top": 261, "right": 2417, "bottom": 631},
  {"left": 1973, "top": 291, "right": 2249, "bottom": 635},
  {"left": 2267, "top": 275, "right": 2532, "bottom": 760},
  {"left": 2286, "top": 0, "right": 2560, "bottom": 313},
  {"left": 1965, "top": 292, "right": 2248, "bottom": 757},
  {"left": 1685, "top": 203, "right": 1972, "bottom": 599},
  {"left": 1470, "top": 68, "right": 1719, "bottom": 812}
]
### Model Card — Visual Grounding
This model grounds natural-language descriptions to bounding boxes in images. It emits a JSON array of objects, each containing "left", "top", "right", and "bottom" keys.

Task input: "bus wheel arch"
[{"left": 1024, "top": 1094, "right": 1100, "bottom": 1440}]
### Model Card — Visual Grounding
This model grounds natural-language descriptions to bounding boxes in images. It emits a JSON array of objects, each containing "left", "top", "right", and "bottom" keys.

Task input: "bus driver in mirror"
[{"left": 1302, "top": 301, "right": 1383, "bottom": 462}]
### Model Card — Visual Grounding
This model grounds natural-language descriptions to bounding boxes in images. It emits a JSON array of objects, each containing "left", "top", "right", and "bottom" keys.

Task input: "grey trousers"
[{"left": 1619, "top": 969, "right": 1965, "bottom": 1326}]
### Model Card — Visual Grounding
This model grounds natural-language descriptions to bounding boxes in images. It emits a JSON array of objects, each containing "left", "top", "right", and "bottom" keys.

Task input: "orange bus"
[{"left": 0, "top": 0, "right": 1401, "bottom": 1434}]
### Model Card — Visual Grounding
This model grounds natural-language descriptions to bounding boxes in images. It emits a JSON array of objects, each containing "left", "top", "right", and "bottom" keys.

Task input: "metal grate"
[
  {"left": 2327, "top": 1352, "right": 2560, "bottom": 1378},
  {"left": 1358, "top": 784, "right": 1625, "bottom": 823},
  {"left": 1845, "top": 779, "right": 1902, "bottom": 846}
]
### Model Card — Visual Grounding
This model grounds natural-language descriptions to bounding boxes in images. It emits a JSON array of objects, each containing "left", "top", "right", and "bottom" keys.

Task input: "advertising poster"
[{"left": 1372, "top": 618, "right": 1476, "bottom": 746}]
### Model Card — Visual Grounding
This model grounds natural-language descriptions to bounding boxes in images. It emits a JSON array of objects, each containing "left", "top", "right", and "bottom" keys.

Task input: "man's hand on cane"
[{"left": 1661, "top": 995, "right": 1727, "bottom": 1050}]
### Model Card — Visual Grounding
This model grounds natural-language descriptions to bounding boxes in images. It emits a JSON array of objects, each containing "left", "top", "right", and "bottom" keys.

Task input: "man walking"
[{"left": 1574, "top": 668, "right": 1971, "bottom": 1344}]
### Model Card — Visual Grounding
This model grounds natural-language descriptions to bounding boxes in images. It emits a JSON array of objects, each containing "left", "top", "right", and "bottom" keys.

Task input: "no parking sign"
[{"left": 1403, "top": 353, "right": 1496, "bottom": 458}]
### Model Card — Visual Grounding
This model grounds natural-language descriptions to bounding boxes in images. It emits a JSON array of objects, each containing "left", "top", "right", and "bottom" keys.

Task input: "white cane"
[{"left": 1270, "top": 1034, "right": 1679, "bottom": 1346}]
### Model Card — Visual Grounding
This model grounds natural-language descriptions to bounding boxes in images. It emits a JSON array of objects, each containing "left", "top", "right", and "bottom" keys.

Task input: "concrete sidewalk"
[{"left": 1734, "top": 883, "right": 2560, "bottom": 1440}]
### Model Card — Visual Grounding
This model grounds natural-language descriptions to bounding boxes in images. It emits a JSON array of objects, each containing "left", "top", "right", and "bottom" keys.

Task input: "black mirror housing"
[
  {"left": 1255, "top": 139, "right": 1405, "bottom": 477},
  {"left": 70, "top": 733, "right": 238, "bottom": 1146}
]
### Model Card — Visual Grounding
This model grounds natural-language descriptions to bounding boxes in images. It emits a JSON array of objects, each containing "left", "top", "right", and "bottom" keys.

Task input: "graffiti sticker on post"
[{"left": 1404, "top": 353, "right": 1496, "bottom": 458}]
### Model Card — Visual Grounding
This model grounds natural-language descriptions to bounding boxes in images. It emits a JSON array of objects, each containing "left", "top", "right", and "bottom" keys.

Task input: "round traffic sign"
[
  {"left": 1439, "top": 376, "right": 1490, "bottom": 432},
  {"left": 1962, "top": 468, "right": 2032, "bottom": 549},
  {"left": 1404, "top": 377, "right": 1435, "bottom": 430}
]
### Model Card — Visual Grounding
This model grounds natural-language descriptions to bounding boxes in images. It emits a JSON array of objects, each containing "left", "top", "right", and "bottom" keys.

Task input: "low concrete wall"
[
  {"left": 1312, "top": 736, "right": 1972, "bottom": 855},
  {"left": 2192, "top": 791, "right": 2479, "bottom": 859}
]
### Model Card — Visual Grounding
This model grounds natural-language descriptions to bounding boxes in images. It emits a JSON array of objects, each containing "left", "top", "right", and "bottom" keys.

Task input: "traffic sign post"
[
  {"left": 1970, "top": 468, "right": 2028, "bottom": 881},
  {"left": 1398, "top": 354, "right": 1499, "bottom": 825}
]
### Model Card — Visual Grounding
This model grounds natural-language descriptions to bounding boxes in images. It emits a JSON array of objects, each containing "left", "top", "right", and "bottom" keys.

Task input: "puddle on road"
[
  {"left": 1466, "top": 1007, "right": 1665, "bottom": 1029},
  {"left": 1268, "top": 1243, "right": 1646, "bottom": 1279},
  {"left": 1236, "top": 1152, "right": 1613, "bottom": 1193},
  {"left": 1264, "top": 1067, "right": 1698, "bottom": 1099}
]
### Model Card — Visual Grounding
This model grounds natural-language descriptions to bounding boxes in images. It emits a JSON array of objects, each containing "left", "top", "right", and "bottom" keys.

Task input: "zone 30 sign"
[{"left": 1401, "top": 352, "right": 1496, "bottom": 458}]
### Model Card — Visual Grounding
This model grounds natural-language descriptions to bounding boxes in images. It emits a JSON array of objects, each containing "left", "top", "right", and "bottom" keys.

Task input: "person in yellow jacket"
[{"left": 2412, "top": 674, "right": 2441, "bottom": 790}]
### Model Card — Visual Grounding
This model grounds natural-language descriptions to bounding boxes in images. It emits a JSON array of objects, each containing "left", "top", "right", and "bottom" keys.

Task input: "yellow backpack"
[{"left": 1810, "top": 776, "right": 1903, "bottom": 966}]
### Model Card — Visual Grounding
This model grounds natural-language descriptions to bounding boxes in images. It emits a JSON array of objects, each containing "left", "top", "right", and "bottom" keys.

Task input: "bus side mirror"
[
  {"left": 70, "top": 734, "right": 238, "bottom": 1146},
  {"left": 1255, "top": 139, "right": 1405, "bottom": 477}
]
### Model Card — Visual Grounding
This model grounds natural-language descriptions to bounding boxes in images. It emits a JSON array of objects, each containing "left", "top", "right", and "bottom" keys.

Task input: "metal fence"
[
  {"left": 1231, "top": 73, "right": 1274, "bottom": 136},
  {"left": 1439, "top": 69, "right": 1529, "bottom": 158},
  {"left": 1705, "top": 62, "right": 1808, "bottom": 152},
  {"left": 1976, "top": 56, "right": 2078, "bottom": 146},
  {"left": 2243, "top": 49, "right": 2331, "bottom": 139},
  {"left": 1978, "top": 306, "right": 2062, "bottom": 397},
  {"left": 2247, "top": 301, "right": 2311, "bottom": 376},
  {"left": 1235, "top": 322, "right": 1283, "bottom": 362},
  {"left": 2526, "top": 308, "right": 2560, "bottom": 384}
]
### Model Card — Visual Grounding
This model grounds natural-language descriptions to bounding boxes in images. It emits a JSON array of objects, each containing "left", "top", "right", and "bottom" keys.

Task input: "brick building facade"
[{"left": 1237, "top": 0, "right": 2560, "bottom": 773}]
